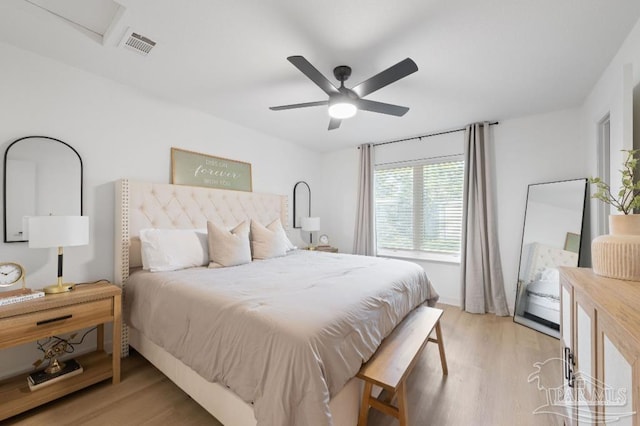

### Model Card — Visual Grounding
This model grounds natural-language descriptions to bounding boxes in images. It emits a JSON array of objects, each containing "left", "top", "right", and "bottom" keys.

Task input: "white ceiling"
[{"left": 1, "top": 0, "right": 640, "bottom": 152}]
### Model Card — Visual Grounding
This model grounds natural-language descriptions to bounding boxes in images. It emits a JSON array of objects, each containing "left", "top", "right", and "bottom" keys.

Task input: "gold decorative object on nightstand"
[{"left": 40, "top": 339, "right": 70, "bottom": 374}]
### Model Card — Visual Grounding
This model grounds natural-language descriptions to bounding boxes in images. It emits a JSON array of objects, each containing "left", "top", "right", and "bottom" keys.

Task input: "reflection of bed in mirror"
[{"left": 518, "top": 242, "right": 578, "bottom": 328}]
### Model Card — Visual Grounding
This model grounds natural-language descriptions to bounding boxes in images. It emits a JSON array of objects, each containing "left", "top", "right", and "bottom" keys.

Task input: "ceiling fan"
[{"left": 270, "top": 56, "right": 418, "bottom": 130}]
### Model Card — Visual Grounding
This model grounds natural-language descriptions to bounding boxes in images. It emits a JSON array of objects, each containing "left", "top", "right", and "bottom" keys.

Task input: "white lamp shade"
[
  {"left": 301, "top": 217, "right": 320, "bottom": 232},
  {"left": 28, "top": 216, "right": 89, "bottom": 248}
]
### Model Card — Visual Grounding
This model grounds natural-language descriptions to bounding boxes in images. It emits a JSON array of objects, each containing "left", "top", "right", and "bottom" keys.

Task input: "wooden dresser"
[{"left": 560, "top": 267, "right": 640, "bottom": 425}]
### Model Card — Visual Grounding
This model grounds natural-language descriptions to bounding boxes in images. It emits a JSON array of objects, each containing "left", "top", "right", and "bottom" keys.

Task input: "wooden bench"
[{"left": 357, "top": 306, "right": 448, "bottom": 426}]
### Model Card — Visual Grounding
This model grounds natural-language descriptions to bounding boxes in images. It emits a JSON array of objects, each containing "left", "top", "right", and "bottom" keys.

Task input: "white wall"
[
  {"left": 317, "top": 147, "right": 360, "bottom": 252},
  {"left": 523, "top": 202, "right": 584, "bottom": 249},
  {"left": 493, "top": 109, "right": 587, "bottom": 310},
  {"left": 0, "top": 41, "right": 322, "bottom": 378}
]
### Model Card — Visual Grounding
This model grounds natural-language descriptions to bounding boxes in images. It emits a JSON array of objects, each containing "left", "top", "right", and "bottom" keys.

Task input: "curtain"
[
  {"left": 460, "top": 123, "right": 509, "bottom": 315},
  {"left": 353, "top": 143, "right": 375, "bottom": 255}
]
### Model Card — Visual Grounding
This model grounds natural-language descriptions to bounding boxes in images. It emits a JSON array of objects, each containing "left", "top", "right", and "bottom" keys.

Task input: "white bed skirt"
[
  {"left": 129, "top": 327, "right": 362, "bottom": 426},
  {"left": 525, "top": 293, "right": 559, "bottom": 324}
]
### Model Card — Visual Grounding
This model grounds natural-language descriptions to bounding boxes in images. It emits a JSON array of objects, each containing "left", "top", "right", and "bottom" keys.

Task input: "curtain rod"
[{"left": 358, "top": 121, "right": 499, "bottom": 148}]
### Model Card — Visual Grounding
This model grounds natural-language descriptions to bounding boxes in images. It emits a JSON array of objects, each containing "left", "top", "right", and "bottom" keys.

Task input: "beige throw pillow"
[
  {"left": 251, "top": 219, "right": 288, "bottom": 260},
  {"left": 207, "top": 221, "right": 251, "bottom": 268}
]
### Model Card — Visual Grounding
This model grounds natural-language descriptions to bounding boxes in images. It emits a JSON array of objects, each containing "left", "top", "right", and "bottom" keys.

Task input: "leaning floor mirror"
[{"left": 513, "top": 178, "right": 588, "bottom": 338}]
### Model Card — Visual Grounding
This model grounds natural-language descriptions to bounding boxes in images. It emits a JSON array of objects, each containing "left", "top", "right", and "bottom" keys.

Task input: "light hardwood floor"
[{"left": 6, "top": 305, "right": 563, "bottom": 426}]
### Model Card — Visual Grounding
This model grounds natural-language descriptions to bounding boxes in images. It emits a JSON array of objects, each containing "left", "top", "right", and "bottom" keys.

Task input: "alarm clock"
[
  {"left": 319, "top": 234, "right": 329, "bottom": 245},
  {"left": 0, "top": 262, "right": 25, "bottom": 287}
]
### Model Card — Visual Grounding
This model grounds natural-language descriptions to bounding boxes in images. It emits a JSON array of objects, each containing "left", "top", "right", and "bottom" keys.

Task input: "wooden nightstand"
[
  {"left": 0, "top": 281, "right": 121, "bottom": 420},
  {"left": 314, "top": 246, "right": 338, "bottom": 253}
]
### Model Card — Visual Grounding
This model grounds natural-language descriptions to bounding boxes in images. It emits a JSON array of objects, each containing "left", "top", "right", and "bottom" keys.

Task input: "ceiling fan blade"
[
  {"left": 328, "top": 118, "right": 342, "bottom": 130},
  {"left": 287, "top": 56, "right": 340, "bottom": 96},
  {"left": 270, "top": 100, "right": 328, "bottom": 111},
  {"left": 356, "top": 99, "right": 410, "bottom": 117},
  {"left": 352, "top": 58, "right": 418, "bottom": 98}
]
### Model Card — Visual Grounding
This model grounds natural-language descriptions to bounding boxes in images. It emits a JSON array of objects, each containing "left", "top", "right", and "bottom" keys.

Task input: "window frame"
[{"left": 374, "top": 154, "right": 464, "bottom": 263}]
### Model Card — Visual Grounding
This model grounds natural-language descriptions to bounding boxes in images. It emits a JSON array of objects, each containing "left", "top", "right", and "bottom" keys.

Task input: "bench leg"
[
  {"left": 358, "top": 381, "right": 373, "bottom": 426},
  {"left": 397, "top": 381, "right": 409, "bottom": 426},
  {"left": 435, "top": 320, "right": 448, "bottom": 375}
]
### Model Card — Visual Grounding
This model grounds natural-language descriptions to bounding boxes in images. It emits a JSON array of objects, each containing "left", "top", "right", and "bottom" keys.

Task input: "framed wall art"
[{"left": 171, "top": 147, "right": 252, "bottom": 192}]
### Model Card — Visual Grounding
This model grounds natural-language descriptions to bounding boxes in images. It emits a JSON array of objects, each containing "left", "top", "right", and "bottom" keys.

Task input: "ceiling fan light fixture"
[
  {"left": 328, "top": 99, "right": 357, "bottom": 119},
  {"left": 270, "top": 56, "right": 418, "bottom": 129}
]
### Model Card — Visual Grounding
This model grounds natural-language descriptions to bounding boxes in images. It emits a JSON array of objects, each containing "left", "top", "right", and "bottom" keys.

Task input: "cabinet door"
[
  {"left": 561, "top": 281, "right": 573, "bottom": 350},
  {"left": 597, "top": 315, "right": 637, "bottom": 426},
  {"left": 560, "top": 280, "right": 577, "bottom": 425},
  {"left": 574, "top": 292, "right": 596, "bottom": 425},
  {"left": 560, "top": 279, "right": 577, "bottom": 426}
]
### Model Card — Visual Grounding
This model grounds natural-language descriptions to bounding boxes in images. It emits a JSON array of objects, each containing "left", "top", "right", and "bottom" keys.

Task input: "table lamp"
[
  {"left": 301, "top": 217, "right": 320, "bottom": 250},
  {"left": 28, "top": 216, "right": 89, "bottom": 294}
]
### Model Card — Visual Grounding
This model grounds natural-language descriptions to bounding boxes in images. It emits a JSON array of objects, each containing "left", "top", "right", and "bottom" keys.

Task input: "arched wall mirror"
[
  {"left": 3, "top": 136, "right": 83, "bottom": 243},
  {"left": 513, "top": 178, "right": 588, "bottom": 338},
  {"left": 293, "top": 181, "right": 311, "bottom": 229}
]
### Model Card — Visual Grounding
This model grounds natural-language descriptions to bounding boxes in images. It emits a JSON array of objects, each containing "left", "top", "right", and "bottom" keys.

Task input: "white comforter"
[{"left": 124, "top": 251, "right": 438, "bottom": 426}]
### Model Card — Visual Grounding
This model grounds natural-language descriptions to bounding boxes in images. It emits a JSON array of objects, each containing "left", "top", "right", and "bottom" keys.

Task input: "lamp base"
[{"left": 43, "top": 282, "right": 75, "bottom": 294}]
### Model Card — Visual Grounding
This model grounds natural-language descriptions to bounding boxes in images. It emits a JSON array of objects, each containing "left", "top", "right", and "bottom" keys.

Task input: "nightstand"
[
  {"left": 314, "top": 246, "right": 338, "bottom": 253},
  {"left": 0, "top": 281, "right": 121, "bottom": 420}
]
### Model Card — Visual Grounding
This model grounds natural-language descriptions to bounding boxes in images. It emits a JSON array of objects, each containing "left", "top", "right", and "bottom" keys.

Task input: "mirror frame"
[
  {"left": 293, "top": 181, "right": 311, "bottom": 229},
  {"left": 3, "top": 135, "right": 83, "bottom": 243},
  {"left": 513, "top": 178, "right": 588, "bottom": 338}
]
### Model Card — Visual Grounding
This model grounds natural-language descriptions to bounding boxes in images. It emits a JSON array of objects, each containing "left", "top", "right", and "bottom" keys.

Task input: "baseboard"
[{"left": 436, "top": 298, "right": 460, "bottom": 308}]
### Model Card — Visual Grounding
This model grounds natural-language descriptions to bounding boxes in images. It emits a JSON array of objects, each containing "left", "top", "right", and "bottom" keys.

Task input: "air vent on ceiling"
[{"left": 120, "top": 30, "right": 156, "bottom": 56}]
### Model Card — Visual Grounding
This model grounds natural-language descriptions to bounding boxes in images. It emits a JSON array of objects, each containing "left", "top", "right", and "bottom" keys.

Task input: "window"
[{"left": 374, "top": 156, "right": 464, "bottom": 261}]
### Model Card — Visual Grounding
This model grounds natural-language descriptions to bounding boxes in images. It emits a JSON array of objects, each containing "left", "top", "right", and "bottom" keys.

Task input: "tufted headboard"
[
  {"left": 521, "top": 242, "right": 578, "bottom": 284},
  {"left": 113, "top": 180, "right": 287, "bottom": 356},
  {"left": 114, "top": 179, "right": 287, "bottom": 286}
]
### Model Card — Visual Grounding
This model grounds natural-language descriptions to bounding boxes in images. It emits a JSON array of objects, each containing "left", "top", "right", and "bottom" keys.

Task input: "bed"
[
  {"left": 519, "top": 242, "right": 578, "bottom": 325},
  {"left": 113, "top": 179, "right": 439, "bottom": 426}
]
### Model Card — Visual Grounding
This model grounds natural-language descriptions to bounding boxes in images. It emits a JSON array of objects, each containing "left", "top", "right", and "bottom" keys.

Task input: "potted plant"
[
  {"left": 590, "top": 149, "right": 640, "bottom": 281},
  {"left": 590, "top": 149, "right": 640, "bottom": 233}
]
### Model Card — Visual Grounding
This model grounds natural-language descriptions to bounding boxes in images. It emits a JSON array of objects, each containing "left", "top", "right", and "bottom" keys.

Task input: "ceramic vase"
[{"left": 591, "top": 214, "right": 640, "bottom": 281}]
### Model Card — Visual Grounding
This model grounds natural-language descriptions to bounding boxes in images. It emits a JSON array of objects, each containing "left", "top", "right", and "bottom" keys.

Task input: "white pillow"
[
  {"left": 139, "top": 228, "right": 208, "bottom": 272},
  {"left": 207, "top": 221, "right": 252, "bottom": 268},
  {"left": 251, "top": 219, "right": 288, "bottom": 260},
  {"left": 536, "top": 267, "right": 560, "bottom": 282}
]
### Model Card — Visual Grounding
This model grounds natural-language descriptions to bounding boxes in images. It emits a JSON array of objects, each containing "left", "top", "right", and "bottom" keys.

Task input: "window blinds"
[{"left": 375, "top": 158, "right": 464, "bottom": 255}]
